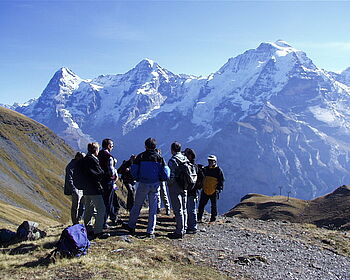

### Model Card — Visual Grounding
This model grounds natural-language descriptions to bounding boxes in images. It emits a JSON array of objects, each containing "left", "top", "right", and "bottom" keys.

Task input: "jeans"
[
  {"left": 157, "top": 181, "right": 170, "bottom": 212},
  {"left": 102, "top": 184, "right": 120, "bottom": 225},
  {"left": 128, "top": 182, "right": 160, "bottom": 234},
  {"left": 84, "top": 195, "right": 106, "bottom": 234},
  {"left": 186, "top": 195, "right": 198, "bottom": 231},
  {"left": 71, "top": 189, "right": 84, "bottom": 225},
  {"left": 168, "top": 179, "right": 187, "bottom": 235}
]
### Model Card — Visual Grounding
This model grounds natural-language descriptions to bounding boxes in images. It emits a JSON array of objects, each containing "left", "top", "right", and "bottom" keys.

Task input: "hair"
[
  {"left": 74, "top": 152, "right": 85, "bottom": 160},
  {"left": 184, "top": 148, "right": 196, "bottom": 160},
  {"left": 145, "top": 137, "right": 157, "bottom": 150},
  {"left": 87, "top": 142, "right": 100, "bottom": 154},
  {"left": 171, "top": 141, "right": 181, "bottom": 153},
  {"left": 102, "top": 138, "right": 113, "bottom": 149}
]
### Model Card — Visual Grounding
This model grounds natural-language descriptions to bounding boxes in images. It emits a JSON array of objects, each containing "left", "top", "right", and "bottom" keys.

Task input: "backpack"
[
  {"left": 0, "top": 229, "right": 17, "bottom": 246},
  {"left": 174, "top": 158, "right": 197, "bottom": 191},
  {"left": 56, "top": 224, "right": 90, "bottom": 257},
  {"left": 16, "top": 221, "right": 46, "bottom": 241},
  {"left": 194, "top": 164, "right": 205, "bottom": 190},
  {"left": 73, "top": 159, "right": 86, "bottom": 190}
]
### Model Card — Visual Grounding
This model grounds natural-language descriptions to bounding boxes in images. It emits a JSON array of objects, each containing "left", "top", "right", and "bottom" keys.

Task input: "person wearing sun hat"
[{"left": 197, "top": 154, "right": 225, "bottom": 223}]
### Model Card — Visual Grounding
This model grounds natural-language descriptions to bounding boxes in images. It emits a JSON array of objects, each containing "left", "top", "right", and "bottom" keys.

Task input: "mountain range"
[{"left": 10, "top": 40, "right": 350, "bottom": 212}]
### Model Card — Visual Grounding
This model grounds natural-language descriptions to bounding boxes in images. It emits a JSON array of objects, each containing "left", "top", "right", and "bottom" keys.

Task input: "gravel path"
[{"left": 171, "top": 215, "right": 350, "bottom": 280}]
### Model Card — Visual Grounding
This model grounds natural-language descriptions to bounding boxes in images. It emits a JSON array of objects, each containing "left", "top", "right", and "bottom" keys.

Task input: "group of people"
[{"left": 64, "top": 137, "right": 225, "bottom": 240}]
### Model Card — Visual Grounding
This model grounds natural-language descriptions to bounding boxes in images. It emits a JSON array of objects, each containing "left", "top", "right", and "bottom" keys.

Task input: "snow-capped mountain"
[{"left": 12, "top": 40, "right": 350, "bottom": 212}]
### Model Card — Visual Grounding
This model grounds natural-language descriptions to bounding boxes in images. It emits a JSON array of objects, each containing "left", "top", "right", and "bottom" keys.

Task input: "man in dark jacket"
[
  {"left": 122, "top": 138, "right": 170, "bottom": 238},
  {"left": 197, "top": 155, "right": 225, "bottom": 223},
  {"left": 98, "top": 138, "right": 119, "bottom": 228},
  {"left": 64, "top": 152, "right": 85, "bottom": 225},
  {"left": 82, "top": 142, "right": 109, "bottom": 239}
]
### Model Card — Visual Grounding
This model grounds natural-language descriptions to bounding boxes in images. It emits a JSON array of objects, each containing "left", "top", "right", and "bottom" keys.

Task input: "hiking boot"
[
  {"left": 121, "top": 222, "right": 135, "bottom": 235},
  {"left": 209, "top": 217, "right": 216, "bottom": 222},
  {"left": 167, "top": 232, "right": 184, "bottom": 239},
  {"left": 96, "top": 232, "right": 110, "bottom": 239},
  {"left": 146, "top": 233, "right": 155, "bottom": 239},
  {"left": 110, "top": 218, "right": 123, "bottom": 226},
  {"left": 186, "top": 229, "right": 197, "bottom": 234},
  {"left": 87, "top": 231, "right": 96, "bottom": 241},
  {"left": 103, "top": 224, "right": 110, "bottom": 229}
]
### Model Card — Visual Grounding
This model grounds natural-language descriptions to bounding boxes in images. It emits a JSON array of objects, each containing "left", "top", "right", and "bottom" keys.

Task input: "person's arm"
[
  {"left": 168, "top": 157, "right": 178, "bottom": 179},
  {"left": 67, "top": 164, "right": 75, "bottom": 189},
  {"left": 131, "top": 155, "right": 141, "bottom": 181},
  {"left": 217, "top": 167, "right": 225, "bottom": 191},
  {"left": 107, "top": 157, "right": 117, "bottom": 179}
]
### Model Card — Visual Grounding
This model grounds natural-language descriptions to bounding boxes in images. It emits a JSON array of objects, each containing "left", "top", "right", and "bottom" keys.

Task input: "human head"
[
  {"left": 184, "top": 148, "right": 196, "bottom": 161},
  {"left": 102, "top": 138, "right": 114, "bottom": 151},
  {"left": 171, "top": 141, "right": 181, "bottom": 155},
  {"left": 207, "top": 154, "right": 217, "bottom": 167},
  {"left": 145, "top": 137, "right": 157, "bottom": 150},
  {"left": 74, "top": 152, "right": 85, "bottom": 161},
  {"left": 88, "top": 142, "right": 100, "bottom": 156}
]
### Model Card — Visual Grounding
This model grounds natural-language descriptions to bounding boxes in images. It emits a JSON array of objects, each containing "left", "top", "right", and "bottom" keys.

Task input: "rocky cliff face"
[{"left": 12, "top": 40, "right": 350, "bottom": 212}]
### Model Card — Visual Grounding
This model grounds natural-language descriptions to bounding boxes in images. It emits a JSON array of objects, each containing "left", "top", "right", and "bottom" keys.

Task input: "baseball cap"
[{"left": 207, "top": 155, "right": 217, "bottom": 161}]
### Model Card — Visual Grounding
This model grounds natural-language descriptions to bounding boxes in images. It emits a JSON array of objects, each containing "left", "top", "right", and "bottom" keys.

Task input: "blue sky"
[{"left": 1, "top": 0, "right": 350, "bottom": 104}]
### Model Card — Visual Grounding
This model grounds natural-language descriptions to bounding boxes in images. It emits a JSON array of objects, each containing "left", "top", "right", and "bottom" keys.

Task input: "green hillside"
[{"left": 0, "top": 106, "right": 75, "bottom": 224}]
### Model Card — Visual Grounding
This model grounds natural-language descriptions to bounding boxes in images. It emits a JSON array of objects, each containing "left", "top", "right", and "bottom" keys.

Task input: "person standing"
[
  {"left": 184, "top": 148, "right": 204, "bottom": 234},
  {"left": 155, "top": 149, "right": 171, "bottom": 216},
  {"left": 82, "top": 142, "right": 109, "bottom": 239},
  {"left": 197, "top": 155, "right": 225, "bottom": 223},
  {"left": 64, "top": 152, "right": 85, "bottom": 225},
  {"left": 98, "top": 138, "right": 119, "bottom": 228},
  {"left": 117, "top": 154, "right": 136, "bottom": 211},
  {"left": 167, "top": 141, "right": 188, "bottom": 239},
  {"left": 122, "top": 138, "right": 169, "bottom": 238}
]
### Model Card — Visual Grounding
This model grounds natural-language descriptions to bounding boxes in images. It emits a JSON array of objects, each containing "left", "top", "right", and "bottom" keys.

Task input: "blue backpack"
[{"left": 56, "top": 224, "right": 90, "bottom": 257}]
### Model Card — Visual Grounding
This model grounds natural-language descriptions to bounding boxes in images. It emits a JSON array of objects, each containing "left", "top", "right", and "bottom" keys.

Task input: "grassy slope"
[
  {"left": 0, "top": 212, "right": 231, "bottom": 280},
  {"left": 0, "top": 107, "right": 74, "bottom": 224},
  {"left": 225, "top": 185, "right": 350, "bottom": 229}
]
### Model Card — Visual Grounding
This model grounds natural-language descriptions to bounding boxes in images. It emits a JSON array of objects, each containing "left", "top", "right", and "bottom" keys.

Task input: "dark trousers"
[
  {"left": 124, "top": 182, "right": 136, "bottom": 211},
  {"left": 102, "top": 185, "right": 120, "bottom": 225},
  {"left": 197, "top": 191, "right": 217, "bottom": 221}
]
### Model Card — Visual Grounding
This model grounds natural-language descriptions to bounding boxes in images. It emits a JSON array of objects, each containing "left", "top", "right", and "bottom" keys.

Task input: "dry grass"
[
  {"left": 0, "top": 212, "right": 230, "bottom": 280},
  {"left": 0, "top": 201, "right": 59, "bottom": 229}
]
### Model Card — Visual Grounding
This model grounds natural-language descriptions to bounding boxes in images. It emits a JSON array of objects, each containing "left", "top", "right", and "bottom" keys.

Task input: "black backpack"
[
  {"left": 16, "top": 221, "right": 46, "bottom": 241},
  {"left": 195, "top": 164, "right": 205, "bottom": 190},
  {"left": 175, "top": 158, "right": 197, "bottom": 191}
]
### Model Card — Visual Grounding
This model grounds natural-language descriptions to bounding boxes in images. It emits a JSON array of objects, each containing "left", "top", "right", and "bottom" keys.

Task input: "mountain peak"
[
  {"left": 54, "top": 67, "right": 78, "bottom": 80},
  {"left": 134, "top": 58, "right": 157, "bottom": 70}
]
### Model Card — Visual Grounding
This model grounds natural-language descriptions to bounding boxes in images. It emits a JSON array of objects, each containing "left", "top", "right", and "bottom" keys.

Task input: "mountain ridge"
[{"left": 10, "top": 40, "right": 350, "bottom": 212}]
